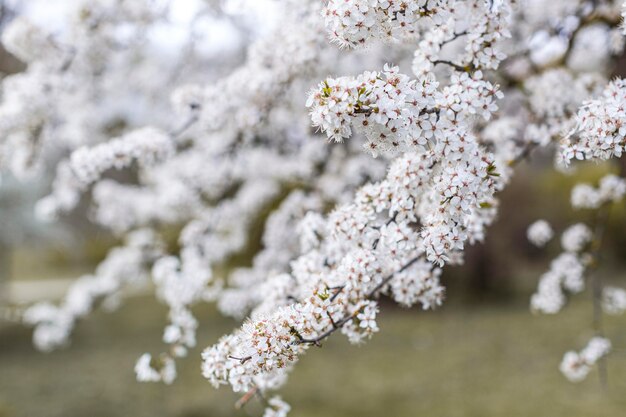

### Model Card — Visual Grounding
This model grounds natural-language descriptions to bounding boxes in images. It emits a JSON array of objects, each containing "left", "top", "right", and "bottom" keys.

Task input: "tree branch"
[{"left": 294, "top": 254, "right": 423, "bottom": 346}]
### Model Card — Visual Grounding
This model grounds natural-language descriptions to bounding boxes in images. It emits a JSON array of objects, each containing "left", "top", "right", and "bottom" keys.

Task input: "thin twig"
[
  {"left": 235, "top": 386, "right": 259, "bottom": 410},
  {"left": 508, "top": 142, "right": 538, "bottom": 167},
  {"left": 432, "top": 59, "right": 468, "bottom": 72},
  {"left": 229, "top": 355, "right": 252, "bottom": 364},
  {"left": 169, "top": 115, "right": 199, "bottom": 138},
  {"left": 589, "top": 203, "right": 611, "bottom": 390},
  {"left": 440, "top": 31, "right": 468, "bottom": 47},
  {"left": 295, "top": 254, "right": 423, "bottom": 346}
]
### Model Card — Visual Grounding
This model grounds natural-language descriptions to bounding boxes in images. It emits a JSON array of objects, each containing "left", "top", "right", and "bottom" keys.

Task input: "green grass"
[{"left": 1, "top": 296, "right": 625, "bottom": 417}]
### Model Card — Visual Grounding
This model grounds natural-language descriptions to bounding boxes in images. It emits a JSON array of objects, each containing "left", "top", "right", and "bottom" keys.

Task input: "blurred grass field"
[{"left": 1, "top": 293, "right": 625, "bottom": 417}]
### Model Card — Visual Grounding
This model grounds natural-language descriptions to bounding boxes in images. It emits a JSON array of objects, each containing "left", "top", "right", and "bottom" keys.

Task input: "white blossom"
[
  {"left": 571, "top": 174, "right": 626, "bottom": 209},
  {"left": 135, "top": 353, "right": 177, "bottom": 385},
  {"left": 560, "top": 223, "right": 592, "bottom": 253},
  {"left": 562, "top": 79, "right": 626, "bottom": 164},
  {"left": 531, "top": 252, "right": 586, "bottom": 314},
  {"left": 264, "top": 396, "right": 291, "bottom": 417},
  {"left": 527, "top": 220, "right": 554, "bottom": 247},
  {"left": 602, "top": 286, "right": 626, "bottom": 315},
  {"left": 1, "top": 17, "right": 57, "bottom": 63},
  {"left": 560, "top": 337, "right": 611, "bottom": 382}
]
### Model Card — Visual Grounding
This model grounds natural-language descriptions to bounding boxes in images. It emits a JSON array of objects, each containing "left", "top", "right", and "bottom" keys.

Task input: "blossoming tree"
[{"left": 2, "top": 0, "right": 626, "bottom": 415}]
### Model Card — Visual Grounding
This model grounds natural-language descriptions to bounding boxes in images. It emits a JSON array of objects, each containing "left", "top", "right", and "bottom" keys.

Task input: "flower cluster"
[
  {"left": 1, "top": 17, "right": 58, "bottom": 64},
  {"left": 571, "top": 174, "right": 626, "bottom": 209},
  {"left": 150, "top": 253, "right": 215, "bottom": 357},
  {"left": 561, "top": 78, "right": 626, "bottom": 164},
  {"left": 323, "top": 0, "right": 452, "bottom": 48},
  {"left": 307, "top": 65, "right": 437, "bottom": 152},
  {"left": 522, "top": 69, "right": 604, "bottom": 148},
  {"left": 602, "top": 286, "right": 626, "bottom": 315},
  {"left": 531, "top": 252, "right": 587, "bottom": 314},
  {"left": 307, "top": 67, "right": 502, "bottom": 158},
  {"left": 264, "top": 396, "right": 291, "bottom": 417},
  {"left": 530, "top": 219, "right": 595, "bottom": 314},
  {"left": 0, "top": 0, "right": 181, "bottom": 183},
  {"left": 36, "top": 127, "right": 174, "bottom": 219},
  {"left": 560, "top": 223, "right": 593, "bottom": 253},
  {"left": 23, "top": 230, "right": 163, "bottom": 351},
  {"left": 135, "top": 353, "right": 177, "bottom": 385},
  {"left": 560, "top": 337, "right": 611, "bottom": 382},
  {"left": 527, "top": 220, "right": 554, "bottom": 247}
]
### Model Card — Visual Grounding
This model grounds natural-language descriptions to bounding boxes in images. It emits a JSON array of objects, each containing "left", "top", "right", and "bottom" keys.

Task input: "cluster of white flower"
[
  {"left": 309, "top": 12, "right": 507, "bottom": 157},
  {"left": 0, "top": 0, "right": 188, "bottom": 183},
  {"left": 36, "top": 127, "right": 174, "bottom": 219},
  {"left": 560, "top": 337, "right": 611, "bottom": 382},
  {"left": 263, "top": 396, "right": 291, "bottom": 417},
  {"left": 530, "top": 220, "right": 595, "bottom": 315},
  {"left": 1, "top": 16, "right": 58, "bottom": 65},
  {"left": 562, "top": 78, "right": 626, "bottom": 164},
  {"left": 323, "top": 0, "right": 452, "bottom": 48},
  {"left": 602, "top": 286, "right": 626, "bottom": 315},
  {"left": 308, "top": 68, "right": 506, "bottom": 265},
  {"left": 531, "top": 252, "right": 586, "bottom": 314},
  {"left": 571, "top": 174, "right": 626, "bottom": 209},
  {"left": 307, "top": 64, "right": 435, "bottom": 150},
  {"left": 69, "top": 128, "right": 174, "bottom": 185},
  {"left": 527, "top": 220, "right": 554, "bottom": 247},
  {"left": 560, "top": 223, "right": 593, "bottom": 253},
  {"left": 89, "top": 178, "right": 200, "bottom": 234},
  {"left": 504, "top": 0, "right": 626, "bottom": 154},
  {"left": 217, "top": 191, "right": 324, "bottom": 320},
  {"left": 521, "top": 69, "right": 605, "bottom": 148},
  {"left": 529, "top": 166, "right": 626, "bottom": 322},
  {"left": 311, "top": 67, "right": 503, "bottom": 156},
  {"left": 189, "top": 1, "right": 329, "bottom": 136},
  {"left": 527, "top": 31, "right": 568, "bottom": 69},
  {"left": 390, "top": 258, "right": 444, "bottom": 308},
  {"left": 150, "top": 253, "right": 215, "bottom": 355},
  {"left": 23, "top": 230, "right": 163, "bottom": 351},
  {"left": 135, "top": 353, "right": 177, "bottom": 385}
]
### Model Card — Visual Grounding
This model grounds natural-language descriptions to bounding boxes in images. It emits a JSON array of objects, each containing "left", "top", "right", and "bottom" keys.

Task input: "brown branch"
[
  {"left": 367, "top": 256, "right": 421, "bottom": 299},
  {"left": 432, "top": 60, "right": 469, "bottom": 72},
  {"left": 329, "top": 286, "right": 344, "bottom": 302},
  {"left": 235, "top": 386, "right": 259, "bottom": 410},
  {"left": 441, "top": 31, "right": 468, "bottom": 47},
  {"left": 294, "top": 254, "right": 423, "bottom": 346},
  {"left": 327, "top": 311, "right": 339, "bottom": 329},
  {"left": 229, "top": 355, "right": 252, "bottom": 364}
]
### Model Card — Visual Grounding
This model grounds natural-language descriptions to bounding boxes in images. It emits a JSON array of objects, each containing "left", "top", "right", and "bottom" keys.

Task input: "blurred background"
[{"left": 1, "top": 1, "right": 626, "bottom": 417}]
